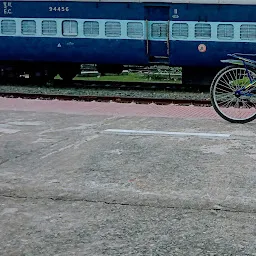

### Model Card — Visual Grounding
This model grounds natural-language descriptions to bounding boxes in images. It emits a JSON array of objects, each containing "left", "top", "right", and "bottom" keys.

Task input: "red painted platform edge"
[{"left": 0, "top": 97, "right": 220, "bottom": 119}]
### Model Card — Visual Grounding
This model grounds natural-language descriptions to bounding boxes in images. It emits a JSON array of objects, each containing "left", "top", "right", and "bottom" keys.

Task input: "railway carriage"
[{"left": 0, "top": 0, "right": 256, "bottom": 84}]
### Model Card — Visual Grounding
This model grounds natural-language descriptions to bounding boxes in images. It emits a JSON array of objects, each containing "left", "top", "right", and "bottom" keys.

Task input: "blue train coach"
[{"left": 0, "top": 0, "right": 256, "bottom": 84}]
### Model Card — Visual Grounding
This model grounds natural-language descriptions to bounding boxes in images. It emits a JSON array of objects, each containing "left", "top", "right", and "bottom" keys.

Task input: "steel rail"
[{"left": 0, "top": 78, "right": 208, "bottom": 92}]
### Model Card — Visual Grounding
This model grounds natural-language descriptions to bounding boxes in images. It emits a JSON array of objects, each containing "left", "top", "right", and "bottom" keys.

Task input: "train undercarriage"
[
  {"left": 0, "top": 62, "right": 81, "bottom": 82},
  {"left": 0, "top": 61, "right": 220, "bottom": 87}
]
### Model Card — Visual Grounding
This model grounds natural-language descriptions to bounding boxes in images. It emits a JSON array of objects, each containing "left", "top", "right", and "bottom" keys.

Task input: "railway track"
[
  {"left": 0, "top": 92, "right": 211, "bottom": 106},
  {"left": 0, "top": 78, "right": 207, "bottom": 92}
]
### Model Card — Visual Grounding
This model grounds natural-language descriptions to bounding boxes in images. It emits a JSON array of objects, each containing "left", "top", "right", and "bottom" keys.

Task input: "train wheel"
[
  {"left": 29, "top": 71, "right": 48, "bottom": 84},
  {"left": 46, "top": 69, "right": 57, "bottom": 81},
  {"left": 0, "top": 67, "right": 20, "bottom": 82},
  {"left": 58, "top": 71, "right": 77, "bottom": 81},
  {"left": 96, "top": 64, "right": 123, "bottom": 76},
  {"left": 210, "top": 66, "right": 256, "bottom": 123}
]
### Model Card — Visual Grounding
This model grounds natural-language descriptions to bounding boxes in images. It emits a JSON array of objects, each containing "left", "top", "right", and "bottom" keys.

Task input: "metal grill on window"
[
  {"left": 84, "top": 21, "right": 99, "bottom": 37},
  {"left": 62, "top": 20, "right": 78, "bottom": 36},
  {"left": 42, "top": 21, "right": 57, "bottom": 35},
  {"left": 127, "top": 22, "right": 143, "bottom": 38},
  {"left": 1, "top": 20, "right": 16, "bottom": 35},
  {"left": 151, "top": 23, "right": 167, "bottom": 38},
  {"left": 217, "top": 24, "right": 234, "bottom": 40},
  {"left": 21, "top": 20, "right": 36, "bottom": 35},
  {"left": 240, "top": 24, "right": 256, "bottom": 40},
  {"left": 195, "top": 23, "right": 211, "bottom": 39},
  {"left": 172, "top": 23, "right": 188, "bottom": 39},
  {"left": 105, "top": 22, "right": 121, "bottom": 37}
]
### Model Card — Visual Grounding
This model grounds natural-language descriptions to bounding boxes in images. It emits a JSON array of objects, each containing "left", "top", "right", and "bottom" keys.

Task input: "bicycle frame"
[
  {"left": 221, "top": 53, "right": 256, "bottom": 97},
  {"left": 210, "top": 53, "right": 256, "bottom": 123}
]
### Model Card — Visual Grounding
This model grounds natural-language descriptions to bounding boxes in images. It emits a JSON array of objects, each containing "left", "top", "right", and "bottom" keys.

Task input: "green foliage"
[{"left": 55, "top": 67, "right": 182, "bottom": 83}]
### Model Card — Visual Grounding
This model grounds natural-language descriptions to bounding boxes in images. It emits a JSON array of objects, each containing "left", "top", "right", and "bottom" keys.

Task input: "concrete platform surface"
[{"left": 0, "top": 98, "right": 256, "bottom": 256}]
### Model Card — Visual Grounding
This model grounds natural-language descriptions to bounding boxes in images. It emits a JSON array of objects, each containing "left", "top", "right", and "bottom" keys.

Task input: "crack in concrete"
[
  {"left": 1, "top": 136, "right": 70, "bottom": 165},
  {"left": 0, "top": 159, "right": 9, "bottom": 165},
  {"left": 1, "top": 194, "right": 255, "bottom": 215}
]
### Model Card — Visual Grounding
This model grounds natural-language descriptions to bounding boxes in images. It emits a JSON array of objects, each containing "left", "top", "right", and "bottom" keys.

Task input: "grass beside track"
[{"left": 57, "top": 73, "right": 182, "bottom": 83}]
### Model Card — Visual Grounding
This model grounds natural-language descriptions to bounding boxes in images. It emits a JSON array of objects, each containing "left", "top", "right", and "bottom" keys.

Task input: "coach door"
[{"left": 145, "top": 6, "right": 170, "bottom": 63}]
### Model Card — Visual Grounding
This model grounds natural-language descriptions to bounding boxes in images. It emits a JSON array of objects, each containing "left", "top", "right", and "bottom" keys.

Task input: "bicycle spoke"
[
  {"left": 241, "top": 99, "right": 252, "bottom": 109},
  {"left": 216, "top": 94, "right": 234, "bottom": 102},
  {"left": 218, "top": 79, "right": 235, "bottom": 91},
  {"left": 215, "top": 86, "right": 233, "bottom": 94},
  {"left": 221, "top": 98, "right": 235, "bottom": 108},
  {"left": 211, "top": 66, "right": 256, "bottom": 123},
  {"left": 221, "top": 75, "right": 234, "bottom": 90},
  {"left": 234, "top": 98, "right": 240, "bottom": 109}
]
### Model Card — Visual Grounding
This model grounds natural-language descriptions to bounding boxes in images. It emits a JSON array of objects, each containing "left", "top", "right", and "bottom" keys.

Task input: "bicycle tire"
[{"left": 210, "top": 66, "right": 256, "bottom": 123}]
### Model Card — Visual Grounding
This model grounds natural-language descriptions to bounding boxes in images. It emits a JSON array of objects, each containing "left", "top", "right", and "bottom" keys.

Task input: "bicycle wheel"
[{"left": 210, "top": 66, "right": 256, "bottom": 123}]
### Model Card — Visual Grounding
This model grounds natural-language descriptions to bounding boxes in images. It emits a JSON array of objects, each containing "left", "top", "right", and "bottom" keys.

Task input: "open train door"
[{"left": 145, "top": 6, "right": 170, "bottom": 64}]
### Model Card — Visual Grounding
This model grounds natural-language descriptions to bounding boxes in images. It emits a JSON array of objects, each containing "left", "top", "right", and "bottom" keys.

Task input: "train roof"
[{"left": 7, "top": 0, "right": 256, "bottom": 4}]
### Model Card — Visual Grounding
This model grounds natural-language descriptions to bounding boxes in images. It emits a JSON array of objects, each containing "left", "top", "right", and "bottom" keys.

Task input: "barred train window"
[
  {"left": 240, "top": 24, "right": 256, "bottom": 40},
  {"left": 42, "top": 21, "right": 57, "bottom": 35},
  {"left": 195, "top": 23, "right": 211, "bottom": 39},
  {"left": 105, "top": 22, "right": 121, "bottom": 37},
  {"left": 151, "top": 23, "right": 167, "bottom": 38},
  {"left": 1, "top": 20, "right": 16, "bottom": 35},
  {"left": 217, "top": 24, "right": 234, "bottom": 40},
  {"left": 172, "top": 23, "right": 188, "bottom": 39},
  {"left": 84, "top": 21, "right": 99, "bottom": 37},
  {"left": 21, "top": 20, "right": 36, "bottom": 35},
  {"left": 62, "top": 20, "right": 78, "bottom": 36},
  {"left": 127, "top": 22, "right": 143, "bottom": 38}
]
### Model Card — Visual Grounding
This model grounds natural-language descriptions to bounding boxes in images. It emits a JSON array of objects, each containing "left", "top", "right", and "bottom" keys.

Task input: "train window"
[
  {"left": 172, "top": 23, "right": 188, "bottom": 39},
  {"left": 21, "top": 20, "right": 36, "bottom": 35},
  {"left": 84, "top": 21, "right": 99, "bottom": 37},
  {"left": 217, "top": 24, "right": 234, "bottom": 40},
  {"left": 151, "top": 23, "right": 167, "bottom": 39},
  {"left": 42, "top": 21, "right": 57, "bottom": 35},
  {"left": 127, "top": 22, "right": 143, "bottom": 38},
  {"left": 195, "top": 23, "right": 211, "bottom": 39},
  {"left": 240, "top": 24, "right": 256, "bottom": 40},
  {"left": 62, "top": 20, "right": 78, "bottom": 36},
  {"left": 1, "top": 20, "right": 16, "bottom": 35},
  {"left": 105, "top": 22, "right": 121, "bottom": 37}
]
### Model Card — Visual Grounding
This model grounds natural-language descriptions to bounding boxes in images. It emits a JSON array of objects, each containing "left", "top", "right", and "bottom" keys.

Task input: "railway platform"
[{"left": 0, "top": 97, "right": 256, "bottom": 255}]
